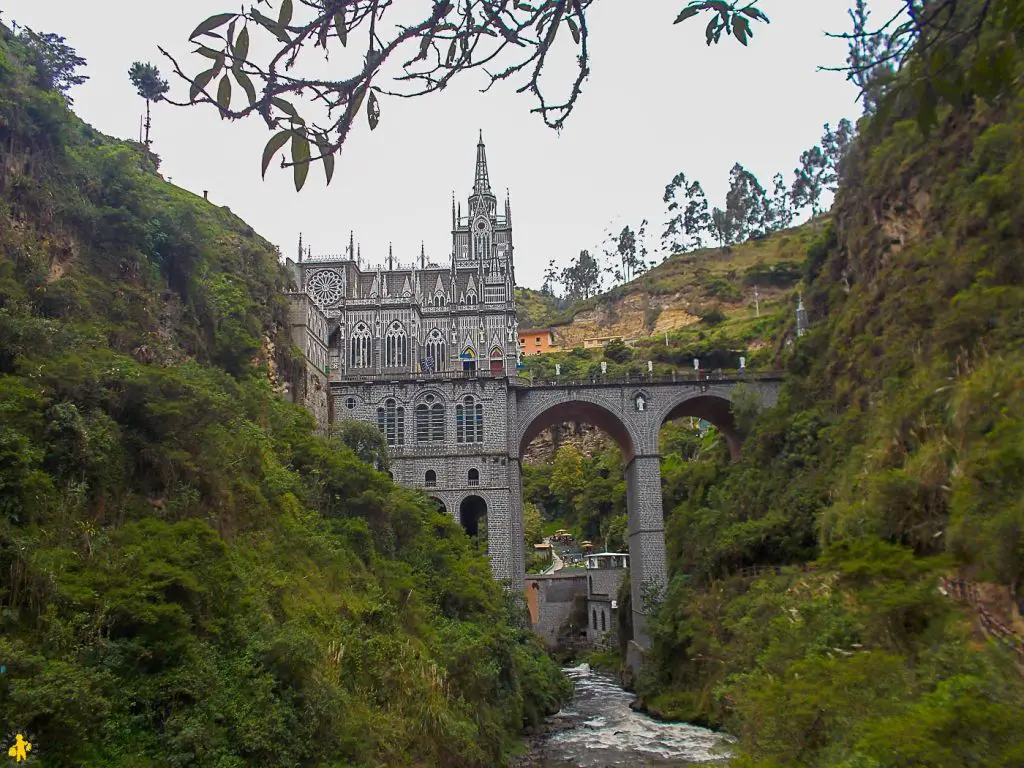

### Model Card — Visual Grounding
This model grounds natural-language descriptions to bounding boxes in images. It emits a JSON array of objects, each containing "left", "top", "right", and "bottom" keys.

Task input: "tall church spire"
[{"left": 473, "top": 130, "right": 492, "bottom": 197}]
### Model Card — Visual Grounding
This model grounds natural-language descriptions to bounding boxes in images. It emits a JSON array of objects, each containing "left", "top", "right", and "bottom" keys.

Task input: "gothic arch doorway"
[{"left": 459, "top": 495, "right": 487, "bottom": 538}]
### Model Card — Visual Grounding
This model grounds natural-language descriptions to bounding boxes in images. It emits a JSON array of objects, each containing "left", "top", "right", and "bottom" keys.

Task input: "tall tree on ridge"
[
  {"left": 682, "top": 180, "right": 712, "bottom": 250},
  {"left": 766, "top": 172, "right": 795, "bottom": 231},
  {"left": 129, "top": 61, "right": 170, "bottom": 149},
  {"left": 725, "top": 163, "right": 769, "bottom": 241},
  {"left": 561, "top": 249, "right": 602, "bottom": 300},
  {"left": 15, "top": 26, "right": 88, "bottom": 103},
  {"left": 662, "top": 172, "right": 689, "bottom": 254}
]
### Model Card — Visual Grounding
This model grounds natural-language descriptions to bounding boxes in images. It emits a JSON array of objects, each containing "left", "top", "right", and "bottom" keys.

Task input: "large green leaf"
[
  {"left": 314, "top": 133, "right": 336, "bottom": 186},
  {"left": 216, "top": 74, "right": 232, "bottom": 110},
  {"left": 234, "top": 26, "right": 250, "bottom": 62},
  {"left": 190, "top": 68, "right": 217, "bottom": 102},
  {"left": 261, "top": 130, "right": 291, "bottom": 179},
  {"left": 279, "top": 0, "right": 294, "bottom": 27},
  {"left": 292, "top": 133, "right": 311, "bottom": 191},
  {"left": 189, "top": 13, "right": 235, "bottom": 40}
]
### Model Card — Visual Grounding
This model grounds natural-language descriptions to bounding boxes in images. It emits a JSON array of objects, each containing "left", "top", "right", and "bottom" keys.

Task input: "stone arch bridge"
[{"left": 507, "top": 373, "right": 782, "bottom": 648}]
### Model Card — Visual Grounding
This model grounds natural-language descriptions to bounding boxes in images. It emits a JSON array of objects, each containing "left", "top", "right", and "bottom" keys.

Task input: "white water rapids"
[{"left": 536, "top": 664, "right": 732, "bottom": 767}]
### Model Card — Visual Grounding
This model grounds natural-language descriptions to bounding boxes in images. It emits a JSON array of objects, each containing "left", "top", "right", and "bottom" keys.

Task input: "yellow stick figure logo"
[{"left": 7, "top": 734, "right": 31, "bottom": 762}]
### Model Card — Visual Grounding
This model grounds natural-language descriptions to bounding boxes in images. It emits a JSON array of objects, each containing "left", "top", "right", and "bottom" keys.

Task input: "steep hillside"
[
  {"left": 0, "top": 28, "right": 568, "bottom": 767},
  {"left": 517, "top": 219, "right": 822, "bottom": 349},
  {"left": 634, "top": 6, "right": 1024, "bottom": 766}
]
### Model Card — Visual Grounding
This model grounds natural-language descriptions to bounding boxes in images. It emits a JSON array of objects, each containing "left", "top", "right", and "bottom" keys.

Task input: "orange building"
[{"left": 518, "top": 327, "right": 559, "bottom": 355}]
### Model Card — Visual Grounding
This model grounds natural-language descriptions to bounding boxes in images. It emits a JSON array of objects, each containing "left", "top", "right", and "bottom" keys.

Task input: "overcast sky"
[{"left": 6, "top": 1, "right": 875, "bottom": 288}]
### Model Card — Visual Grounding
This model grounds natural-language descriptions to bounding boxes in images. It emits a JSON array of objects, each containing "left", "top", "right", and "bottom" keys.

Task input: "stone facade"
[
  {"left": 283, "top": 134, "right": 783, "bottom": 652},
  {"left": 285, "top": 292, "right": 330, "bottom": 434}
]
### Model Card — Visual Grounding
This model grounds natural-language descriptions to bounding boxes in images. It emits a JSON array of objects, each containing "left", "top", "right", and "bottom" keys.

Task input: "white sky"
[{"left": 5, "top": 1, "right": 872, "bottom": 289}]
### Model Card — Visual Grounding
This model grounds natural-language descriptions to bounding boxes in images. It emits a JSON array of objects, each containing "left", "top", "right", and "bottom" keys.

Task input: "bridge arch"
[
  {"left": 517, "top": 398, "right": 639, "bottom": 459},
  {"left": 654, "top": 391, "right": 742, "bottom": 458}
]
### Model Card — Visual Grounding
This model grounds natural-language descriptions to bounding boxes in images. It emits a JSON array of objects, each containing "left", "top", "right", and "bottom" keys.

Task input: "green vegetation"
[
  {"left": 633, "top": 6, "right": 1024, "bottom": 765},
  {"left": 0, "top": 28, "right": 569, "bottom": 767}
]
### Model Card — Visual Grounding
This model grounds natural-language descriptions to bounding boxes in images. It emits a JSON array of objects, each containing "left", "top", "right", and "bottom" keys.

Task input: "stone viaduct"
[{"left": 506, "top": 373, "right": 781, "bottom": 648}]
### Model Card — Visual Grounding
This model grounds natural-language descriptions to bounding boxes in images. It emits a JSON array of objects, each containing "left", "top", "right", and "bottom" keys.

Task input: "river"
[{"left": 534, "top": 664, "right": 731, "bottom": 767}]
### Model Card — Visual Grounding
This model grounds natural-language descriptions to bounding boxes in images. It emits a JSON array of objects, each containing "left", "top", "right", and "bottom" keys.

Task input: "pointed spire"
[
  {"left": 298, "top": 232, "right": 304, "bottom": 262},
  {"left": 451, "top": 192, "right": 457, "bottom": 228},
  {"left": 473, "top": 130, "right": 492, "bottom": 197},
  {"left": 388, "top": 242, "right": 393, "bottom": 271},
  {"left": 348, "top": 230, "right": 355, "bottom": 259},
  {"left": 505, "top": 188, "right": 512, "bottom": 224},
  {"left": 420, "top": 241, "right": 426, "bottom": 269}
]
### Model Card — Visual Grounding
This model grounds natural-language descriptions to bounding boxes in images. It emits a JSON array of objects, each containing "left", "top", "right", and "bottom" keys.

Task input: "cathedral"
[{"left": 284, "top": 133, "right": 527, "bottom": 582}]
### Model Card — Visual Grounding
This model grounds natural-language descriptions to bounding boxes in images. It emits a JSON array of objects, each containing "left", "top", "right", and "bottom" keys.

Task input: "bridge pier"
[{"left": 625, "top": 453, "right": 668, "bottom": 649}]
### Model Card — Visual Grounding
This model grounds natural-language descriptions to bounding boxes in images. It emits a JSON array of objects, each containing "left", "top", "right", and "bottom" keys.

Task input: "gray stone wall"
[
  {"left": 526, "top": 573, "right": 588, "bottom": 648},
  {"left": 285, "top": 293, "right": 330, "bottom": 434}
]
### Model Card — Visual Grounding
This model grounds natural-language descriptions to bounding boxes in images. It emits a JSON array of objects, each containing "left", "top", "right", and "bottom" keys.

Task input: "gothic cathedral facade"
[{"left": 285, "top": 133, "right": 526, "bottom": 587}]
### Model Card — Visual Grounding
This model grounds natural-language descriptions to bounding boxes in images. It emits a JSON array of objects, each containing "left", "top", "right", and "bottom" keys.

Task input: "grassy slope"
[
  {"left": 517, "top": 218, "right": 823, "bottom": 350},
  {"left": 0, "top": 29, "right": 568, "bottom": 767},
  {"left": 637, "top": 9, "right": 1024, "bottom": 767}
]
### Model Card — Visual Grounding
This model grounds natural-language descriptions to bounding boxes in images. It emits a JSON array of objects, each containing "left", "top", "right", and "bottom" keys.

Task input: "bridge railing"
[
  {"left": 330, "top": 369, "right": 784, "bottom": 387},
  {"left": 518, "top": 371, "right": 784, "bottom": 389}
]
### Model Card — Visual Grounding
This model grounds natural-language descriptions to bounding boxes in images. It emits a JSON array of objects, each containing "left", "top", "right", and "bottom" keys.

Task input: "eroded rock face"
[{"left": 522, "top": 421, "right": 611, "bottom": 464}]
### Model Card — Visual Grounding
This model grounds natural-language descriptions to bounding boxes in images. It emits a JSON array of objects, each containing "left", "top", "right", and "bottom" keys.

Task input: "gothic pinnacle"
[{"left": 473, "top": 130, "right": 492, "bottom": 198}]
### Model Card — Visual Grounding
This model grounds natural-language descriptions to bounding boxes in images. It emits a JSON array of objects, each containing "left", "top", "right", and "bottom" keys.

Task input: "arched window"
[
  {"left": 349, "top": 323, "right": 372, "bottom": 368},
  {"left": 592, "top": 609, "right": 597, "bottom": 629},
  {"left": 415, "top": 394, "right": 445, "bottom": 443},
  {"left": 425, "top": 329, "right": 446, "bottom": 372},
  {"left": 376, "top": 398, "right": 404, "bottom": 446},
  {"left": 465, "top": 292, "right": 478, "bottom": 306},
  {"left": 601, "top": 611, "right": 607, "bottom": 632},
  {"left": 433, "top": 294, "right": 446, "bottom": 308},
  {"left": 456, "top": 395, "right": 484, "bottom": 443},
  {"left": 384, "top": 321, "right": 408, "bottom": 368},
  {"left": 468, "top": 468, "right": 479, "bottom": 486},
  {"left": 424, "top": 470, "right": 436, "bottom": 487}
]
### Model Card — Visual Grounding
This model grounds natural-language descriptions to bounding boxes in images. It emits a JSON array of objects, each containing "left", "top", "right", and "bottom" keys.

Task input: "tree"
[
  {"left": 561, "top": 249, "right": 601, "bottom": 300},
  {"left": 835, "top": 0, "right": 898, "bottom": 116},
  {"left": 169, "top": 2, "right": 770, "bottom": 190},
  {"left": 724, "top": 163, "right": 769, "bottom": 241},
  {"left": 540, "top": 259, "right": 560, "bottom": 297},
  {"left": 550, "top": 445, "right": 585, "bottom": 518},
  {"left": 662, "top": 171, "right": 688, "bottom": 254},
  {"left": 792, "top": 121, "right": 855, "bottom": 216},
  {"left": 331, "top": 420, "right": 390, "bottom": 471},
  {"left": 710, "top": 206, "right": 732, "bottom": 249},
  {"left": 791, "top": 145, "right": 827, "bottom": 216},
  {"left": 523, "top": 502, "right": 543, "bottom": 548},
  {"left": 14, "top": 27, "right": 88, "bottom": 103},
  {"left": 682, "top": 181, "right": 712, "bottom": 250},
  {"left": 822, "top": 118, "right": 854, "bottom": 193},
  {"left": 766, "top": 172, "right": 795, "bottom": 231},
  {"left": 603, "top": 338, "right": 631, "bottom": 364},
  {"left": 129, "top": 62, "right": 170, "bottom": 149}
]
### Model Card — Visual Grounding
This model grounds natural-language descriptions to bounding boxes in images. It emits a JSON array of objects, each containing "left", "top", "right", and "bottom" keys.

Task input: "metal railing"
[
  {"left": 521, "top": 371, "right": 785, "bottom": 389},
  {"left": 330, "top": 369, "right": 784, "bottom": 388}
]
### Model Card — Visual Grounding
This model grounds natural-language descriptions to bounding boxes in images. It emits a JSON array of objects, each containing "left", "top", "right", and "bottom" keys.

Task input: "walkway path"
[{"left": 541, "top": 538, "right": 565, "bottom": 574}]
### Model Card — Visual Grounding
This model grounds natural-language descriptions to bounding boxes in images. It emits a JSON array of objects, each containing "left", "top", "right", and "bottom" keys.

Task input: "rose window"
[{"left": 306, "top": 269, "right": 344, "bottom": 308}]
